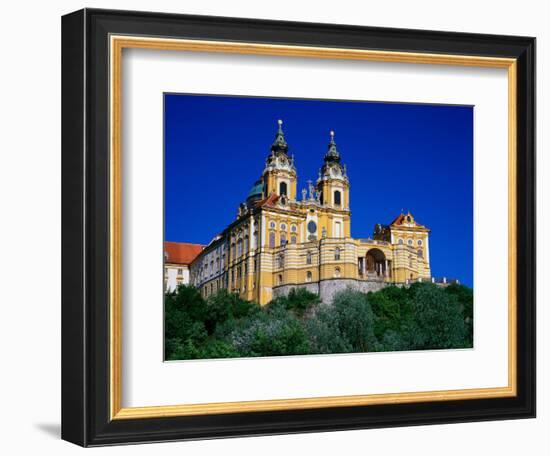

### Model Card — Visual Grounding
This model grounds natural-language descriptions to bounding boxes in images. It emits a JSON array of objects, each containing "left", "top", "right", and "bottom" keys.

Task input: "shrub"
[
  {"left": 305, "top": 306, "right": 353, "bottom": 354},
  {"left": 226, "top": 307, "right": 310, "bottom": 357},
  {"left": 306, "top": 289, "right": 376, "bottom": 353},
  {"left": 205, "top": 289, "right": 260, "bottom": 334},
  {"left": 268, "top": 287, "right": 320, "bottom": 317}
]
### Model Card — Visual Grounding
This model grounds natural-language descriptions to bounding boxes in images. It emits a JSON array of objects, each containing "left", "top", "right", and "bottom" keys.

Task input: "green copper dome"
[{"left": 246, "top": 180, "right": 264, "bottom": 202}]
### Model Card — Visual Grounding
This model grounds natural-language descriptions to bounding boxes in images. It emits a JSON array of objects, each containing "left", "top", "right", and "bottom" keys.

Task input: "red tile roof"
[
  {"left": 390, "top": 212, "right": 426, "bottom": 228},
  {"left": 164, "top": 242, "right": 204, "bottom": 265},
  {"left": 390, "top": 213, "right": 406, "bottom": 226},
  {"left": 255, "top": 192, "right": 280, "bottom": 208}
]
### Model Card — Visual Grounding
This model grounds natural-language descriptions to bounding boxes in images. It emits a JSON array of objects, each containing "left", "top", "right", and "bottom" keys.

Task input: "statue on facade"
[{"left": 307, "top": 180, "right": 315, "bottom": 200}]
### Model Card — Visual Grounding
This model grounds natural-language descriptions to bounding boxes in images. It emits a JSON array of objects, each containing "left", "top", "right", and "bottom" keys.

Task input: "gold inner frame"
[{"left": 109, "top": 35, "right": 518, "bottom": 420}]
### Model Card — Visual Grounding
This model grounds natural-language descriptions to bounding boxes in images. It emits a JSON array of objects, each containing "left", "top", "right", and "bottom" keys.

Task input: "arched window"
[
  {"left": 398, "top": 238, "right": 404, "bottom": 245},
  {"left": 291, "top": 235, "right": 297, "bottom": 244},
  {"left": 407, "top": 239, "right": 413, "bottom": 246},
  {"left": 269, "top": 232, "right": 275, "bottom": 248},
  {"left": 279, "top": 181, "right": 288, "bottom": 196},
  {"left": 417, "top": 239, "right": 423, "bottom": 246},
  {"left": 334, "top": 247, "right": 341, "bottom": 260},
  {"left": 280, "top": 223, "right": 287, "bottom": 231},
  {"left": 237, "top": 239, "right": 243, "bottom": 256},
  {"left": 277, "top": 274, "right": 283, "bottom": 285},
  {"left": 417, "top": 249, "right": 423, "bottom": 258},
  {"left": 306, "top": 271, "right": 312, "bottom": 282},
  {"left": 334, "top": 267, "right": 341, "bottom": 278},
  {"left": 334, "top": 190, "right": 341, "bottom": 206},
  {"left": 306, "top": 251, "right": 312, "bottom": 265},
  {"left": 280, "top": 234, "right": 287, "bottom": 246},
  {"left": 291, "top": 225, "right": 297, "bottom": 233}
]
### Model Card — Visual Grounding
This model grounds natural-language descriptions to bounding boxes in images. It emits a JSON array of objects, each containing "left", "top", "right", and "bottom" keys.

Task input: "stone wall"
[
  {"left": 272, "top": 278, "right": 388, "bottom": 304},
  {"left": 272, "top": 282, "right": 319, "bottom": 299},
  {"left": 319, "top": 279, "right": 387, "bottom": 304}
]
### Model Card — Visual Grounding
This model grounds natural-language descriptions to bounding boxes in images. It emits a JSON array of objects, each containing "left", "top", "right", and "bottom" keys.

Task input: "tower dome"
[
  {"left": 246, "top": 179, "right": 264, "bottom": 204},
  {"left": 318, "top": 130, "right": 347, "bottom": 182},
  {"left": 264, "top": 119, "right": 296, "bottom": 173}
]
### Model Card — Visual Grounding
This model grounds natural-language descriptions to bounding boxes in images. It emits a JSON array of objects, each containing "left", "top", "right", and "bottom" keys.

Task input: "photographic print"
[
  {"left": 62, "top": 11, "right": 535, "bottom": 444},
  {"left": 164, "top": 94, "right": 474, "bottom": 361}
]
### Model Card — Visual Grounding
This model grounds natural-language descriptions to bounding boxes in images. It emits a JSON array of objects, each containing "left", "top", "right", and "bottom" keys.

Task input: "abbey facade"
[{"left": 189, "top": 121, "right": 431, "bottom": 305}]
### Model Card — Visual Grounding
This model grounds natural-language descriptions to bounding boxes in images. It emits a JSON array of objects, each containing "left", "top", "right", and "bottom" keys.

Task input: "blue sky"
[{"left": 164, "top": 94, "right": 473, "bottom": 286}]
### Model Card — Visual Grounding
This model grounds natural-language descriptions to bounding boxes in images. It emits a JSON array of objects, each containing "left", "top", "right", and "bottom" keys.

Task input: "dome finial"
[
  {"left": 270, "top": 119, "right": 289, "bottom": 154},
  {"left": 325, "top": 129, "right": 340, "bottom": 162}
]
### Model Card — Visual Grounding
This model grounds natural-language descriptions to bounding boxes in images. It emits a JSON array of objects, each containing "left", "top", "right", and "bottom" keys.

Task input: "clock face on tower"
[{"left": 307, "top": 221, "right": 317, "bottom": 234}]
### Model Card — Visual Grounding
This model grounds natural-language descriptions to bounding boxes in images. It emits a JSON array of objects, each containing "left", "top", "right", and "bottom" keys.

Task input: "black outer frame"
[{"left": 61, "top": 8, "right": 536, "bottom": 447}]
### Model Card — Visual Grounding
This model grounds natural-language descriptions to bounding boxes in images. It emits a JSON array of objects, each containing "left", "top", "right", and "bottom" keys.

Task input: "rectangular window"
[
  {"left": 334, "top": 190, "right": 341, "bottom": 206},
  {"left": 334, "top": 221, "right": 342, "bottom": 238}
]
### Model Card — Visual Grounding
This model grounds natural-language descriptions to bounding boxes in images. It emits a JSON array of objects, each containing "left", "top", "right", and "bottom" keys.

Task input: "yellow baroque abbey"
[{"left": 190, "top": 120, "right": 432, "bottom": 305}]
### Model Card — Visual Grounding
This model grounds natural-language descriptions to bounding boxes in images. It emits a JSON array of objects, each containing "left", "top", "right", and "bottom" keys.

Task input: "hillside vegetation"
[{"left": 165, "top": 283, "right": 473, "bottom": 360}]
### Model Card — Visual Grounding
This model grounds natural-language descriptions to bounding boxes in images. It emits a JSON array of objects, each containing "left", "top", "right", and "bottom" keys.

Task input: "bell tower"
[
  {"left": 317, "top": 131, "right": 350, "bottom": 209},
  {"left": 262, "top": 120, "right": 297, "bottom": 201},
  {"left": 316, "top": 130, "right": 351, "bottom": 238}
]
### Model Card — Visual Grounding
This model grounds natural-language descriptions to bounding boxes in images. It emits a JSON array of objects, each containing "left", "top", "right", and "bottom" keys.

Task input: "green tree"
[
  {"left": 444, "top": 283, "right": 473, "bottom": 347},
  {"left": 205, "top": 289, "right": 260, "bottom": 334},
  {"left": 268, "top": 287, "right": 320, "bottom": 317},
  {"left": 164, "top": 281, "right": 473, "bottom": 360},
  {"left": 226, "top": 306, "right": 310, "bottom": 357},
  {"left": 306, "top": 289, "right": 377, "bottom": 353},
  {"left": 403, "top": 283, "right": 468, "bottom": 350},
  {"left": 367, "top": 285, "right": 411, "bottom": 340},
  {"left": 305, "top": 306, "right": 353, "bottom": 354},
  {"left": 164, "top": 285, "right": 208, "bottom": 360}
]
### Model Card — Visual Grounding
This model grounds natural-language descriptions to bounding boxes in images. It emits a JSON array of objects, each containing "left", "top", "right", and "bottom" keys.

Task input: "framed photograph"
[{"left": 61, "top": 8, "right": 535, "bottom": 447}]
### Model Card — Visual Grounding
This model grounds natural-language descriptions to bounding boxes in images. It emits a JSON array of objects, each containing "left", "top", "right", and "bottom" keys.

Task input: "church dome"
[{"left": 246, "top": 180, "right": 263, "bottom": 202}]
